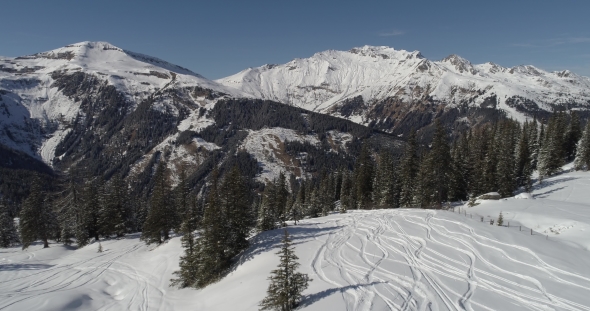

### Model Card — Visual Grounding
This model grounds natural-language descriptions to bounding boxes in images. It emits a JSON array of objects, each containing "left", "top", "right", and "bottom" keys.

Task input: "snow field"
[{"left": 2, "top": 206, "right": 590, "bottom": 310}]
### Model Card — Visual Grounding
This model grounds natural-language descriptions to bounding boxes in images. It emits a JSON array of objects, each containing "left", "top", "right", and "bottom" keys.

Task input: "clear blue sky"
[{"left": 2, "top": 0, "right": 589, "bottom": 79}]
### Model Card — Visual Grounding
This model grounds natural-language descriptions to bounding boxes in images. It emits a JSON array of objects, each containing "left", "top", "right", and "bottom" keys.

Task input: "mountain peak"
[
  {"left": 441, "top": 54, "right": 476, "bottom": 74},
  {"left": 348, "top": 45, "right": 423, "bottom": 60}
]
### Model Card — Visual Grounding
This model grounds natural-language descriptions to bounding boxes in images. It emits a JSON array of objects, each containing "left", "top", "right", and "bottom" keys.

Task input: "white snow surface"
[
  {"left": 469, "top": 168, "right": 590, "bottom": 250},
  {"left": 217, "top": 46, "right": 590, "bottom": 123},
  {"left": 3, "top": 171, "right": 590, "bottom": 310}
]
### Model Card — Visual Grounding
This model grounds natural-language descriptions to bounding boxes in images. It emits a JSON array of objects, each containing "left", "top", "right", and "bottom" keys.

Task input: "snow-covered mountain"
[
  {"left": 0, "top": 42, "right": 392, "bottom": 193},
  {"left": 218, "top": 45, "right": 590, "bottom": 129},
  {"left": 0, "top": 41, "right": 245, "bottom": 162}
]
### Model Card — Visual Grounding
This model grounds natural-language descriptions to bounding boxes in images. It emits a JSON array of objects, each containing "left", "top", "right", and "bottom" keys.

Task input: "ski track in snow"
[
  {"left": 310, "top": 210, "right": 590, "bottom": 311},
  {"left": 0, "top": 242, "right": 170, "bottom": 311},
  {"left": 2, "top": 209, "right": 590, "bottom": 310}
]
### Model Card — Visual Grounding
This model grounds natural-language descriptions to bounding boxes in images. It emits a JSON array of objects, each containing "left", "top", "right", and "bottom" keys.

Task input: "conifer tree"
[
  {"left": 339, "top": 171, "right": 353, "bottom": 213},
  {"left": 83, "top": 178, "right": 101, "bottom": 242},
  {"left": 220, "top": 165, "right": 251, "bottom": 258},
  {"left": 354, "top": 143, "right": 374, "bottom": 209},
  {"left": 193, "top": 168, "right": 228, "bottom": 287},
  {"left": 497, "top": 212, "right": 504, "bottom": 226},
  {"left": 418, "top": 121, "right": 451, "bottom": 207},
  {"left": 399, "top": 130, "right": 419, "bottom": 207},
  {"left": 495, "top": 121, "right": 518, "bottom": 197},
  {"left": 448, "top": 136, "right": 469, "bottom": 201},
  {"left": 55, "top": 175, "right": 80, "bottom": 245},
  {"left": 20, "top": 176, "right": 57, "bottom": 249},
  {"left": 259, "top": 230, "right": 311, "bottom": 311},
  {"left": 290, "top": 181, "right": 305, "bottom": 224},
  {"left": 174, "top": 166, "right": 190, "bottom": 232},
  {"left": 539, "top": 114, "right": 566, "bottom": 178},
  {"left": 0, "top": 200, "right": 19, "bottom": 248},
  {"left": 171, "top": 193, "right": 200, "bottom": 288},
  {"left": 99, "top": 175, "right": 126, "bottom": 238},
  {"left": 258, "top": 181, "right": 278, "bottom": 231},
  {"left": 142, "top": 161, "right": 175, "bottom": 244},
  {"left": 516, "top": 122, "right": 533, "bottom": 191},
  {"left": 565, "top": 112, "right": 582, "bottom": 162},
  {"left": 574, "top": 121, "right": 590, "bottom": 171}
]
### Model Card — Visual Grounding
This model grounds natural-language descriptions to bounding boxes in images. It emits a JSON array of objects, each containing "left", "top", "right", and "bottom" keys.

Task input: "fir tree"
[
  {"left": 20, "top": 176, "right": 57, "bottom": 249},
  {"left": 0, "top": 200, "right": 19, "bottom": 248},
  {"left": 220, "top": 165, "right": 251, "bottom": 259},
  {"left": 497, "top": 212, "right": 504, "bottom": 226},
  {"left": 99, "top": 175, "right": 126, "bottom": 238},
  {"left": 339, "top": 171, "right": 353, "bottom": 213},
  {"left": 399, "top": 130, "right": 420, "bottom": 207},
  {"left": 171, "top": 193, "right": 200, "bottom": 288},
  {"left": 258, "top": 181, "right": 279, "bottom": 231},
  {"left": 142, "top": 161, "right": 176, "bottom": 244},
  {"left": 565, "top": 111, "right": 582, "bottom": 162},
  {"left": 174, "top": 166, "right": 190, "bottom": 232},
  {"left": 259, "top": 230, "right": 311, "bottom": 311},
  {"left": 539, "top": 114, "right": 566, "bottom": 178},
  {"left": 354, "top": 143, "right": 374, "bottom": 209},
  {"left": 574, "top": 121, "right": 590, "bottom": 171},
  {"left": 193, "top": 168, "right": 228, "bottom": 287}
]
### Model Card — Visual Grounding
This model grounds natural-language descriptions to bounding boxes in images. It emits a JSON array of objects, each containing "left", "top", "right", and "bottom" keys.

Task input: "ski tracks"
[{"left": 309, "top": 210, "right": 590, "bottom": 311}]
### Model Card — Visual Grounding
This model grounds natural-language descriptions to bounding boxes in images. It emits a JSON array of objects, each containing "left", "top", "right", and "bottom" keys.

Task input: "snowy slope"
[
  {"left": 3, "top": 171, "right": 590, "bottom": 310},
  {"left": 0, "top": 41, "right": 246, "bottom": 162},
  {"left": 217, "top": 46, "right": 590, "bottom": 124},
  {"left": 468, "top": 165, "right": 590, "bottom": 250}
]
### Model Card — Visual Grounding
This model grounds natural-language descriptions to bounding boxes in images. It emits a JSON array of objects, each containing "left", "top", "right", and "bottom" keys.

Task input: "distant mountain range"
[{"left": 1, "top": 41, "right": 588, "bottom": 199}]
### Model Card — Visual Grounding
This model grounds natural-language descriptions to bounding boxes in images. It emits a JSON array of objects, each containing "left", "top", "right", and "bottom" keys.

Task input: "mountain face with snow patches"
[
  {"left": 0, "top": 42, "right": 397, "bottom": 201},
  {"left": 218, "top": 45, "right": 590, "bottom": 133}
]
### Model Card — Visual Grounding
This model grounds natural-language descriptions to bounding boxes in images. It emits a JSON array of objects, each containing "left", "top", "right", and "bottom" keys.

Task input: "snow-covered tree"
[{"left": 0, "top": 200, "right": 19, "bottom": 248}]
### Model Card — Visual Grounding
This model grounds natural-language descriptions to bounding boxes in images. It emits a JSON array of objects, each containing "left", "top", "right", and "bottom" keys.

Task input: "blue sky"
[{"left": 1, "top": 0, "right": 589, "bottom": 79}]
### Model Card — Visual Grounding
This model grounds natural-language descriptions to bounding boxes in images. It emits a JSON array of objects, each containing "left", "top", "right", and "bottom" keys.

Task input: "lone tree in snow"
[
  {"left": 497, "top": 212, "right": 504, "bottom": 227},
  {"left": 260, "top": 229, "right": 311, "bottom": 311}
]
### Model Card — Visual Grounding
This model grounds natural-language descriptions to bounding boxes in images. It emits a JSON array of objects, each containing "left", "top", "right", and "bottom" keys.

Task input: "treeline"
[{"left": 252, "top": 111, "right": 588, "bottom": 228}]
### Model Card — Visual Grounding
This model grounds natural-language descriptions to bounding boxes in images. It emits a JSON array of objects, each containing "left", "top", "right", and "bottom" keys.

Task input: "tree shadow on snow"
[
  {"left": 230, "top": 225, "right": 343, "bottom": 272},
  {"left": 298, "top": 281, "right": 388, "bottom": 308},
  {"left": 0, "top": 263, "right": 54, "bottom": 271},
  {"left": 532, "top": 176, "right": 578, "bottom": 198}
]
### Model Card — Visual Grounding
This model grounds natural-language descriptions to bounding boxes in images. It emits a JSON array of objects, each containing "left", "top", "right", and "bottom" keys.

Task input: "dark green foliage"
[
  {"left": 192, "top": 168, "right": 227, "bottom": 287},
  {"left": 354, "top": 143, "right": 374, "bottom": 209},
  {"left": 99, "top": 174, "right": 129, "bottom": 237},
  {"left": 259, "top": 230, "right": 311, "bottom": 311},
  {"left": 416, "top": 121, "right": 451, "bottom": 207},
  {"left": 574, "top": 122, "right": 590, "bottom": 171},
  {"left": 399, "top": 130, "right": 420, "bottom": 207},
  {"left": 142, "top": 161, "right": 176, "bottom": 244},
  {"left": 565, "top": 112, "right": 582, "bottom": 162},
  {"left": 0, "top": 200, "right": 19, "bottom": 247},
  {"left": 258, "top": 174, "right": 289, "bottom": 231},
  {"left": 170, "top": 194, "right": 200, "bottom": 288},
  {"left": 19, "top": 176, "right": 58, "bottom": 249},
  {"left": 539, "top": 113, "right": 567, "bottom": 178},
  {"left": 220, "top": 165, "right": 252, "bottom": 258}
]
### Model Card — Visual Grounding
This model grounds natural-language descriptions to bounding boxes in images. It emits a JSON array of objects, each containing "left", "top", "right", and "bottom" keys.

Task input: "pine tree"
[
  {"left": 375, "top": 151, "right": 396, "bottom": 208},
  {"left": 399, "top": 130, "right": 419, "bottom": 207},
  {"left": 220, "top": 165, "right": 251, "bottom": 259},
  {"left": 516, "top": 122, "right": 533, "bottom": 188},
  {"left": 99, "top": 175, "right": 126, "bottom": 238},
  {"left": 565, "top": 111, "right": 582, "bottom": 162},
  {"left": 539, "top": 114, "right": 566, "bottom": 178},
  {"left": 574, "top": 121, "right": 590, "bottom": 171},
  {"left": 258, "top": 181, "right": 279, "bottom": 231},
  {"left": 55, "top": 175, "right": 80, "bottom": 245},
  {"left": 0, "top": 200, "right": 19, "bottom": 248},
  {"left": 174, "top": 166, "right": 190, "bottom": 232},
  {"left": 259, "top": 229, "right": 311, "bottom": 311},
  {"left": 418, "top": 121, "right": 451, "bottom": 207},
  {"left": 495, "top": 121, "right": 518, "bottom": 197},
  {"left": 290, "top": 181, "right": 305, "bottom": 224},
  {"left": 354, "top": 143, "right": 374, "bottom": 209},
  {"left": 142, "top": 161, "right": 175, "bottom": 244},
  {"left": 20, "top": 176, "right": 57, "bottom": 249},
  {"left": 82, "top": 178, "right": 101, "bottom": 242},
  {"left": 171, "top": 193, "right": 200, "bottom": 288},
  {"left": 497, "top": 212, "right": 504, "bottom": 226},
  {"left": 339, "top": 171, "right": 352, "bottom": 213},
  {"left": 193, "top": 168, "right": 228, "bottom": 287}
]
